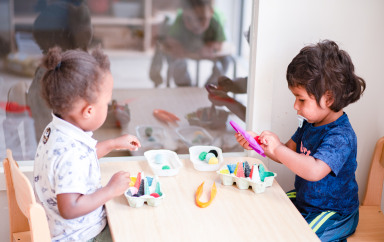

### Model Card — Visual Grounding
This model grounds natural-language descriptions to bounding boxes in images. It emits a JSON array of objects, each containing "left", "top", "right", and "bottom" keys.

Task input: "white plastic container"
[
  {"left": 144, "top": 149, "right": 182, "bottom": 176},
  {"left": 176, "top": 126, "right": 213, "bottom": 147},
  {"left": 136, "top": 125, "right": 166, "bottom": 150},
  {"left": 189, "top": 145, "right": 223, "bottom": 171}
]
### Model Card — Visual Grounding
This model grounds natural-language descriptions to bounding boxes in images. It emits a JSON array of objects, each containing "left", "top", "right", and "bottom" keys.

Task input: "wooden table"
[{"left": 100, "top": 156, "right": 319, "bottom": 242}]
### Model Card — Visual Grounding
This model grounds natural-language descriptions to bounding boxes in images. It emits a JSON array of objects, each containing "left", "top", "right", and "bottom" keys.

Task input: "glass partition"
[{"left": 0, "top": 0, "right": 252, "bottom": 160}]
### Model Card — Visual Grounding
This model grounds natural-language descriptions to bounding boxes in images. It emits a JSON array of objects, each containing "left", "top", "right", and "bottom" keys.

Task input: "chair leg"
[
  {"left": 195, "top": 60, "right": 200, "bottom": 87},
  {"left": 166, "top": 62, "right": 173, "bottom": 88},
  {"left": 230, "top": 55, "right": 237, "bottom": 80}
]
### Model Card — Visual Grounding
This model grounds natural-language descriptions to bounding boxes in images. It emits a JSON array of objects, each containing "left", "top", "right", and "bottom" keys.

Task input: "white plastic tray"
[
  {"left": 144, "top": 149, "right": 182, "bottom": 176},
  {"left": 136, "top": 125, "right": 166, "bottom": 149},
  {"left": 176, "top": 126, "right": 213, "bottom": 147},
  {"left": 189, "top": 145, "right": 224, "bottom": 171}
]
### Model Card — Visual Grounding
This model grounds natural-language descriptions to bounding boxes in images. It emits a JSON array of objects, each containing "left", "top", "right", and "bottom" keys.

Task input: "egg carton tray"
[
  {"left": 216, "top": 166, "right": 276, "bottom": 194},
  {"left": 124, "top": 192, "right": 165, "bottom": 208}
]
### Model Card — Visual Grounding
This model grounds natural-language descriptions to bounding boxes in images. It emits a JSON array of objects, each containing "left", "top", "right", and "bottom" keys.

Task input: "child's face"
[
  {"left": 182, "top": 6, "right": 213, "bottom": 35},
  {"left": 290, "top": 86, "right": 333, "bottom": 127},
  {"left": 88, "top": 71, "right": 113, "bottom": 131}
]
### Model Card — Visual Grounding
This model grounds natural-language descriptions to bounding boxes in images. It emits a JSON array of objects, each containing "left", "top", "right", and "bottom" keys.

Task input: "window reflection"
[{"left": 0, "top": 0, "right": 251, "bottom": 160}]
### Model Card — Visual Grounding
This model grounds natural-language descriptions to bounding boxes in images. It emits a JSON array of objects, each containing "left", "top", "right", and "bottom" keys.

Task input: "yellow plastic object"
[{"left": 195, "top": 182, "right": 217, "bottom": 208}]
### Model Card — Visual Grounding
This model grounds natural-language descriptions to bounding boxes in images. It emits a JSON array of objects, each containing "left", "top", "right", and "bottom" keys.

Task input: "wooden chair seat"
[
  {"left": 348, "top": 137, "right": 384, "bottom": 241},
  {"left": 349, "top": 206, "right": 384, "bottom": 241},
  {"left": 3, "top": 149, "right": 51, "bottom": 242}
]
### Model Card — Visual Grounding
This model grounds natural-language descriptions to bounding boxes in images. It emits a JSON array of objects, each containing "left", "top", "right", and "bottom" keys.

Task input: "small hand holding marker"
[{"left": 230, "top": 120, "right": 265, "bottom": 157}]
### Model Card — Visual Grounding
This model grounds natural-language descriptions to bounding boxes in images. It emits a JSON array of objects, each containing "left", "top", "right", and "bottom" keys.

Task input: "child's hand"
[
  {"left": 258, "top": 131, "right": 283, "bottom": 158},
  {"left": 235, "top": 131, "right": 258, "bottom": 150},
  {"left": 106, "top": 171, "right": 131, "bottom": 197},
  {"left": 114, "top": 134, "right": 141, "bottom": 151}
]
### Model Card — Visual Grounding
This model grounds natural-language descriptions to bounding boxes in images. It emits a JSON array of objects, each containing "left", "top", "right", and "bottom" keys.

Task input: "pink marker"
[{"left": 229, "top": 120, "right": 266, "bottom": 157}]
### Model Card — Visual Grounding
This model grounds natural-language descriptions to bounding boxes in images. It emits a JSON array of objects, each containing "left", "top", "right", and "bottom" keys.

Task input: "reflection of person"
[
  {"left": 207, "top": 26, "right": 250, "bottom": 121},
  {"left": 34, "top": 47, "right": 141, "bottom": 241},
  {"left": 27, "top": 0, "right": 92, "bottom": 142},
  {"left": 236, "top": 40, "right": 366, "bottom": 241},
  {"left": 207, "top": 76, "right": 247, "bottom": 121},
  {"left": 150, "top": 0, "right": 230, "bottom": 87}
]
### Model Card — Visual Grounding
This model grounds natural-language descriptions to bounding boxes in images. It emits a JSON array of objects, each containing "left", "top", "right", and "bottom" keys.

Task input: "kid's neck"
[{"left": 314, "top": 110, "right": 344, "bottom": 127}]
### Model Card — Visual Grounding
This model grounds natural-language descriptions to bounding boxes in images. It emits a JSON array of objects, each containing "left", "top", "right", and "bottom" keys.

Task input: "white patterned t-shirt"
[{"left": 34, "top": 114, "right": 106, "bottom": 241}]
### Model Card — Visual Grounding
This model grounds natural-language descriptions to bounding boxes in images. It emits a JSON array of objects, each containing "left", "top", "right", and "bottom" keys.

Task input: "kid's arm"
[
  {"left": 162, "top": 37, "right": 187, "bottom": 58},
  {"left": 57, "top": 171, "right": 131, "bottom": 219},
  {"left": 198, "top": 41, "right": 223, "bottom": 58},
  {"left": 285, "top": 139, "right": 297, "bottom": 152},
  {"left": 259, "top": 131, "right": 331, "bottom": 181},
  {"left": 96, "top": 134, "right": 141, "bottom": 158}
]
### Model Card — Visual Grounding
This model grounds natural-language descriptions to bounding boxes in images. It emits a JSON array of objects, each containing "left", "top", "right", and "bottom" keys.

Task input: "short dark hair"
[
  {"left": 286, "top": 40, "right": 366, "bottom": 112},
  {"left": 181, "top": 0, "right": 213, "bottom": 9},
  {"left": 33, "top": 1, "right": 92, "bottom": 53},
  {"left": 41, "top": 47, "right": 110, "bottom": 115}
]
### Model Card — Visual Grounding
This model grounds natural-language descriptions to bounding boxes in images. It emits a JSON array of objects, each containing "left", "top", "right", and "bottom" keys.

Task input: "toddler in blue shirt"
[{"left": 236, "top": 40, "right": 366, "bottom": 241}]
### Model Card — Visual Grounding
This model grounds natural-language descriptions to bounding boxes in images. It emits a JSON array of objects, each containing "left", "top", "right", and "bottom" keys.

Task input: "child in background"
[
  {"left": 28, "top": 0, "right": 93, "bottom": 142},
  {"left": 236, "top": 40, "right": 366, "bottom": 241},
  {"left": 33, "top": 47, "right": 141, "bottom": 241},
  {"left": 150, "top": 0, "right": 230, "bottom": 87}
]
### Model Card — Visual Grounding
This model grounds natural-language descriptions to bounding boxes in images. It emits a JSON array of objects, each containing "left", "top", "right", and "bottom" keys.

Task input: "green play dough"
[
  {"left": 259, "top": 164, "right": 274, "bottom": 182},
  {"left": 162, "top": 165, "right": 170, "bottom": 170},
  {"left": 199, "top": 151, "right": 208, "bottom": 161}
]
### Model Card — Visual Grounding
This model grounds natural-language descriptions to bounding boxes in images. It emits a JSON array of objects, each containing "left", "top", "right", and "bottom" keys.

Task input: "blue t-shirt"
[{"left": 291, "top": 113, "right": 359, "bottom": 215}]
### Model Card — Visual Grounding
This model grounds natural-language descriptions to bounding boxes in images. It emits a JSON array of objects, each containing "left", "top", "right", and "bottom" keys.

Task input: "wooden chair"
[
  {"left": 349, "top": 137, "right": 384, "bottom": 241},
  {"left": 3, "top": 149, "right": 51, "bottom": 242}
]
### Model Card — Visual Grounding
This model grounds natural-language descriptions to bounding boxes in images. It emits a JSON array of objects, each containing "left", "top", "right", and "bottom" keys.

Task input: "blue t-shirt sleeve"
[
  {"left": 312, "top": 132, "right": 352, "bottom": 176},
  {"left": 291, "top": 126, "right": 301, "bottom": 145}
]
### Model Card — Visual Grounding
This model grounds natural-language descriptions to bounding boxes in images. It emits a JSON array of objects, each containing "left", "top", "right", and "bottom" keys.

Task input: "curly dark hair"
[
  {"left": 286, "top": 40, "right": 366, "bottom": 112},
  {"left": 41, "top": 46, "right": 110, "bottom": 115}
]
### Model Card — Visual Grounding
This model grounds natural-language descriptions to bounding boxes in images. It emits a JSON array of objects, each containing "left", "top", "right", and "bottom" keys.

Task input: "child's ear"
[
  {"left": 324, "top": 91, "right": 334, "bottom": 107},
  {"left": 82, "top": 105, "right": 93, "bottom": 119}
]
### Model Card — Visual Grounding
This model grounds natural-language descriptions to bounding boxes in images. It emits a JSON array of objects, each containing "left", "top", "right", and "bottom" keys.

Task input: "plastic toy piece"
[
  {"left": 195, "top": 182, "right": 217, "bottom": 208},
  {"left": 229, "top": 120, "right": 266, "bottom": 157},
  {"left": 227, "top": 164, "right": 236, "bottom": 174},
  {"left": 144, "top": 178, "right": 150, "bottom": 195},
  {"left": 259, "top": 164, "right": 275, "bottom": 182},
  {"left": 155, "top": 181, "right": 163, "bottom": 196},
  {"left": 129, "top": 177, "right": 137, "bottom": 187},
  {"left": 219, "top": 168, "right": 230, "bottom": 174},
  {"left": 153, "top": 109, "right": 180, "bottom": 124},
  {"left": 134, "top": 172, "right": 142, "bottom": 189},
  {"left": 297, "top": 115, "right": 307, "bottom": 128},
  {"left": 234, "top": 162, "right": 239, "bottom": 175},
  {"left": 236, "top": 163, "right": 245, "bottom": 178},
  {"left": 251, "top": 164, "right": 261, "bottom": 183},
  {"left": 146, "top": 176, "right": 153, "bottom": 187},
  {"left": 244, "top": 161, "right": 251, "bottom": 177}
]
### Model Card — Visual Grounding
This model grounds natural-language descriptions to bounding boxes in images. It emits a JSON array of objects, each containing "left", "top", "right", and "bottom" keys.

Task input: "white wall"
[{"left": 248, "top": 0, "right": 384, "bottom": 202}]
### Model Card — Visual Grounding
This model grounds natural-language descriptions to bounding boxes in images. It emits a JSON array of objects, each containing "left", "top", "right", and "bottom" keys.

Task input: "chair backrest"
[
  {"left": 3, "top": 149, "right": 51, "bottom": 242},
  {"left": 362, "top": 137, "right": 384, "bottom": 206}
]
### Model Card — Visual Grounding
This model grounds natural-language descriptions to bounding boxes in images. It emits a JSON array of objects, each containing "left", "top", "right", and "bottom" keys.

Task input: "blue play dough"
[
  {"left": 146, "top": 176, "right": 153, "bottom": 186},
  {"left": 227, "top": 164, "right": 236, "bottom": 174}
]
